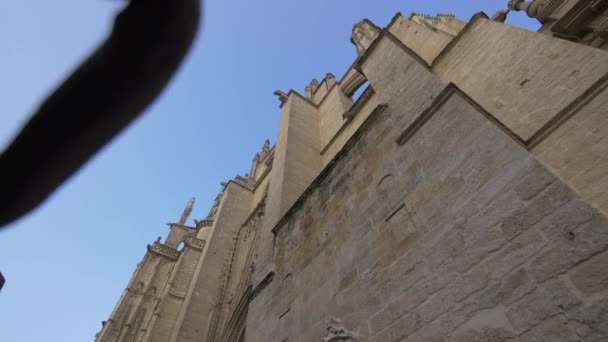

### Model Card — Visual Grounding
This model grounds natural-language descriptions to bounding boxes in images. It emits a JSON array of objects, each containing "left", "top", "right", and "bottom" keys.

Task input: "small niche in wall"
[{"left": 283, "top": 273, "right": 293, "bottom": 289}]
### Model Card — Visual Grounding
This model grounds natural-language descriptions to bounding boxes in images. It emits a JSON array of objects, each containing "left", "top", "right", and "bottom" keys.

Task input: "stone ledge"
[{"left": 396, "top": 82, "right": 526, "bottom": 147}]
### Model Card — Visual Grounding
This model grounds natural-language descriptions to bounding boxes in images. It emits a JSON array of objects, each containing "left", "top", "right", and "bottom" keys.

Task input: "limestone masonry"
[{"left": 96, "top": 1, "right": 608, "bottom": 341}]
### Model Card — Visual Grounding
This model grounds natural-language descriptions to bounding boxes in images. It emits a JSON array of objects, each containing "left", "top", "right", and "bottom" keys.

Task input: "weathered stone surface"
[
  {"left": 99, "top": 6, "right": 608, "bottom": 342},
  {"left": 569, "top": 250, "right": 608, "bottom": 296},
  {"left": 495, "top": 268, "right": 536, "bottom": 305},
  {"left": 450, "top": 307, "right": 516, "bottom": 342},
  {"left": 506, "top": 279, "right": 581, "bottom": 332},
  {"left": 566, "top": 299, "right": 608, "bottom": 341},
  {"left": 528, "top": 201, "right": 608, "bottom": 282}
]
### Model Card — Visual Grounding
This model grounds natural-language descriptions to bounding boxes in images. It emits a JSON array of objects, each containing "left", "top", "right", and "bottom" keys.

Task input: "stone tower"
[
  {"left": 95, "top": 199, "right": 206, "bottom": 342},
  {"left": 99, "top": 1, "right": 608, "bottom": 340}
]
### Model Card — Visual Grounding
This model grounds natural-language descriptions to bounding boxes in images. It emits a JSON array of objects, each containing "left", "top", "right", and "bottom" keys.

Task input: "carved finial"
[
  {"left": 178, "top": 197, "right": 195, "bottom": 225},
  {"left": 326, "top": 72, "right": 335, "bottom": 79},
  {"left": 273, "top": 90, "right": 289, "bottom": 108},
  {"left": 262, "top": 139, "right": 270, "bottom": 155},
  {"left": 491, "top": 9, "right": 510, "bottom": 22}
]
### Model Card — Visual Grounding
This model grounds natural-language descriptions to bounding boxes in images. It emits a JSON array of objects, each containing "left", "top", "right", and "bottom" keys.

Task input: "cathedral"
[{"left": 96, "top": 1, "right": 608, "bottom": 341}]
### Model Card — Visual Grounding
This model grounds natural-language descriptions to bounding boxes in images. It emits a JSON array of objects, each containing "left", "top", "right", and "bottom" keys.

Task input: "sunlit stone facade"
[{"left": 97, "top": 2, "right": 608, "bottom": 341}]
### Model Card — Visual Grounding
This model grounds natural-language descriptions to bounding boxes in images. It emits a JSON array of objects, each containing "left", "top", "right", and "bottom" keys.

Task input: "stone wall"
[
  {"left": 429, "top": 16, "right": 608, "bottom": 215},
  {"left": 99, "top": 9, "right": 608, "bottom": 342},
  {"left": 432, "top": 17, "right": 608, "bottom": 142},
  {"left": 532, "top": 84, "right": 608, "bottom": 216},
  {"left": 245, "top": 29, "right": 608, "bottom": 341}
]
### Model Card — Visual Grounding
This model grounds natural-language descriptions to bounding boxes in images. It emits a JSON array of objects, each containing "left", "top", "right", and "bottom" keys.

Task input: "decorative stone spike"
[
  {"left": 178, "top": 197, "right": 195, "bottom": 225},
  {"left": 491, "top": 9, "right": 510, "bottom": 22},
  {"left": 273, "top": 90, "right": 289, "bottom": 108}
]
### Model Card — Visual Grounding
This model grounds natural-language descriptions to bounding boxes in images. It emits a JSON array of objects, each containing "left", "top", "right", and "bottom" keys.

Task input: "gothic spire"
[{"left": 178, "top": 197, "right": 195, "bottom": 225}]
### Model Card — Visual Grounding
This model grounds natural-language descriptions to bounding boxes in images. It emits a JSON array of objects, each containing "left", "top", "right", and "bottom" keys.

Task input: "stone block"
[
  {"left": 495, "top": 268, "right": 536, "bottom": 305},
  {"left": 569, "top": 250, "right": 608, "bottom": 296},
  {"left": 500, "top": 183, "right": 571, "bottom": 240},
  {"left": 485, "top": 229, "right": 546, "bottom": 279},
  {"left": 506, "top": 279, "right": 581, "bottom": 332},
  {"left": 450, "top": 307, "right": 516, "bottom": 342},
  {"left": 566, "top": 299, "right": 608, "bottom": 341},
  {"left": 529, "top": 204, "right": 608, "bottom": 283},
  {"left": 516, "top": 316, "right": 581, "bottom": 342}
]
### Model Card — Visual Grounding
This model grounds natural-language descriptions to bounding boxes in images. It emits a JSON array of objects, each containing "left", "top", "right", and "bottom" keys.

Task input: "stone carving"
[
  {"left": 130, "top": 280, "right": 146, "bottom": 295},
  {"left": 322, "top": 318, "right": 358, "bottom": 342},
  {"left": 207, "top": 193, "right": 223, "bottom": 219},
  {"left": 148, "top": 241, "right": 179, "bottom": 260},
  {"left": 411, "top": 12, "right": 455, "bottom": 21},
  {"left": 508, "top": 0, "right": 546, "bottom": 19},
  {"left": 326, "top": 72, "right": 335, "bottom": 80},
  {"left": 261, "top": 139, "right": 270, "bottom": 157},
  {"left": 184, "top": 235, "right": 206, "bottom": 250},
  {"left": 273, "top": 90, "right": 289, "bottom": 108},
  {"left": 195, "top": 218, "right": 213, "bottom": 228},
  {"left": 350, "top": 19, "right": 381, "bottom": 55},
  {"left": 146, "top": 286, "right": 157, "bottom": 297},
  {"left": 178, "top": 197, "right": 195, "bottom": 225},
  {"left": 252, "top": 139, "right": 272, "bottom": 166},
  {"left": 491, "top": 9, "right": 510, "bottom": 22}
]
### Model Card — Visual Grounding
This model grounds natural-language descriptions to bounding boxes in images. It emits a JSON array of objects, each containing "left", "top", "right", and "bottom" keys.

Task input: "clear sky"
[{"left": 0, "top": 1, "right": 539, "bottom": 340}]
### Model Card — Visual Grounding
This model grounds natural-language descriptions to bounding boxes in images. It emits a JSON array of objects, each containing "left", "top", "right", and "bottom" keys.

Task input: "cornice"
[
  {"left": 527, "top": 72, "right": 608, "bottom": 149},
  {"left": 354, "top": 28, "right": 431, "bottom": 73},
  {"left": 395, "top": 82, "right": 526, "bottom": 148},
  {"left": 286, "top": 89, "right": 318, "bottom": 108},
  {"left": 147, "top": 241, "right": 179, "bottom": 260},
  {"left": 430, "top": 11, "right": 489, "bottom": 68}
]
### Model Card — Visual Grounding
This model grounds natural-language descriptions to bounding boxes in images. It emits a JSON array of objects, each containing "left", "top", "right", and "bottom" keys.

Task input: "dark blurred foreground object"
[
  {"left": 0, "top": 0, "right": 201, "bottom": 228},
  {"left": 0, "top": 272, "right": 5, "bottom": 292}
]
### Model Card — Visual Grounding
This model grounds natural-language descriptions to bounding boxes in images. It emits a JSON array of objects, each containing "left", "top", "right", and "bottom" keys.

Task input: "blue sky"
[{"left": 0, "top": 1, "right": 539, "bottom": 340}]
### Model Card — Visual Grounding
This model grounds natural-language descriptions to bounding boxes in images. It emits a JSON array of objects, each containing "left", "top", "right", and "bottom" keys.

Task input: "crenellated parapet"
[
  {"left": 147, "top": 239, "right": 179, "bottom": 260},
  {"left": 183, "top": 235, "right": 205, "bottom": 250}
]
